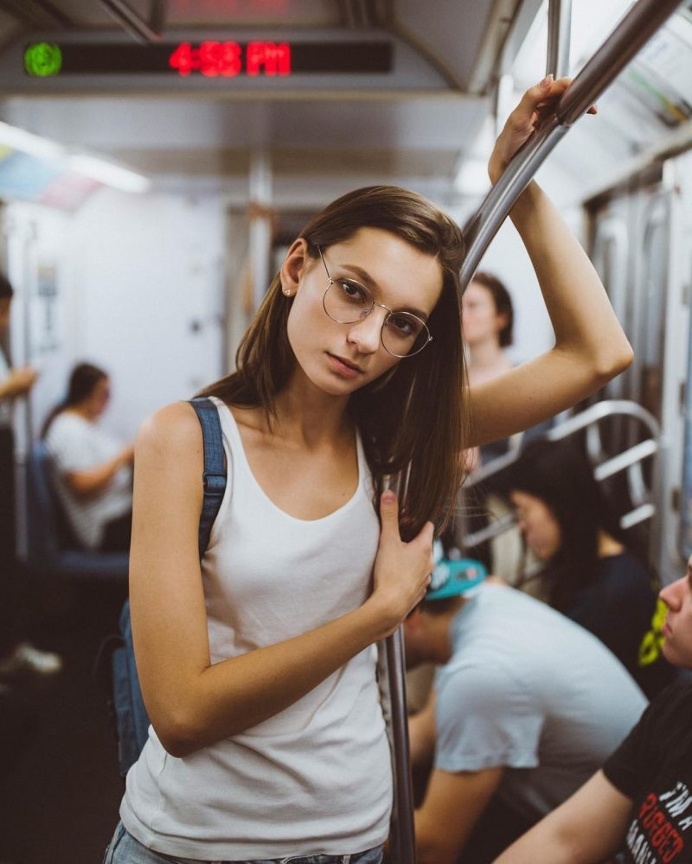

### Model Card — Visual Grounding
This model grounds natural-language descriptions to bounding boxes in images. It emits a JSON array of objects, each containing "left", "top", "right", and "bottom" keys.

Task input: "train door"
[
  {"left": 589, "top": 156, "right": 690, "bottom": 583},
  {"left": 671, "top": 150, "right": 692, "bottom": 568},
  {"left": 590, "top": 168, "right": 670, "bottom": 421}
]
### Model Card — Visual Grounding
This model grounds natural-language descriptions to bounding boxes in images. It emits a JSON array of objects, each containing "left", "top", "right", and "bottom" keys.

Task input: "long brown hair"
[
  {"left": 41, "top": 362, "right": 108, "bottom": 439},
  {"left": 200, "top": 186, "right": 468, "bottom": 539}
]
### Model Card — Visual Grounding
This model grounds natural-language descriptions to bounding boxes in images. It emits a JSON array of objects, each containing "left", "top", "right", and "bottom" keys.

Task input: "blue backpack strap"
[{"left": 189, "top": 397, "right": 226, "bottom": 559}]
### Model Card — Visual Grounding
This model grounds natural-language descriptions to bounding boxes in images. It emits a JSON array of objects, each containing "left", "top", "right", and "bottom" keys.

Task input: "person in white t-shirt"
[{"left": 41, "top": 362, "right": 134, "bottom": 552}]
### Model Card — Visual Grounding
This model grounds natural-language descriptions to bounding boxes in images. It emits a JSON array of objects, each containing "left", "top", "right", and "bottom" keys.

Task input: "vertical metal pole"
[
  {"left": 385, "top": 628, "right": 416, "bottom": 863},
  {"left": 248, "top": 149, "right": 272, "bottom": 313},
  {"left": 384, "top": 464, "right": 417, "bottom": 864},
  {"left": 546, "top": 0, "right": 573, "bottom": 78}
]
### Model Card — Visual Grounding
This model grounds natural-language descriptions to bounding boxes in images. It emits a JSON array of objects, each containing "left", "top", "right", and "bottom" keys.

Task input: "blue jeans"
[{"left": 103, "top": 822, "right": 384, "bottom": 864}]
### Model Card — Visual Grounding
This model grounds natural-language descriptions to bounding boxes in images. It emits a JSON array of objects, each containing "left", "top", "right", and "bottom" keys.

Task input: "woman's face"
[
  {"left": 659, "top": 557, "right": 692, "bottom": 669},
  {"left": 83, "top": 376, "right": 111, "bottom": 420},
  {"left": 461, "top": 281, "right": 505, "bottom": 348},
  {"left": 510, "top": 490, "right": 562, "bottom": 561},
  {"left": 282, "top": 227, "right": 444, "bottom": 398}
]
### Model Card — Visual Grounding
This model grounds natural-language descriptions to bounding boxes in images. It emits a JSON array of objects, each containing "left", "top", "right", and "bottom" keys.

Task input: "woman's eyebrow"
[{"left": 335, "top": 262, "right": 431, "bottom": 320}]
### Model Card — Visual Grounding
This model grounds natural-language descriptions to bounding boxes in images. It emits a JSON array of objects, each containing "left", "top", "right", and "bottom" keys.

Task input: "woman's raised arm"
[{"left": 467, "top": 78, "right": 633, "bottom": 448}]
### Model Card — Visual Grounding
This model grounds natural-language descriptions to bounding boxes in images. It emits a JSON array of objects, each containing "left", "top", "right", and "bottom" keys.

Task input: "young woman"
[
  {"left": 42, "top": 362, "right": 134, "bottom": 552},
  {"left": 493, "top": 559, "right": 692, "bottom": 864},
  {"left": 456, "top": 271, "right": 518, "bottom": 571},
  {"left": 105, "top": 77, "right": 633, "bottom": 864},
  {"left": 462, "top": 271, "right": 515, "bottom": 468},
  {"left": 462, "top": 271, "right": 514, "bottom": 386},
  {"left": 508, "top": 436, "right": 677, "bottom": 698}
]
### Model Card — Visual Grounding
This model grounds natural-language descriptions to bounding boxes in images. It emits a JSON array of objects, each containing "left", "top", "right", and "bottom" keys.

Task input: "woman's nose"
[{"left": 347, "top": 309, "right": 385, "bottom": 353}]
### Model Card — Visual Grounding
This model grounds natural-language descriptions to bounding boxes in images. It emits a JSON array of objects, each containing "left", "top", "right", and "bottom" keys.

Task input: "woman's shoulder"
[
  {"left": 595, "top": 551, "right": 658, "bottom": 596},
  {"left": 44, "top": 410, "right": 89, "bottom": 443},
  {"left": 135, "top": 401, "right": 204, "bottom": 465},
  {"left": 597, "top": 549, "right": 650, "bottom": 575}
]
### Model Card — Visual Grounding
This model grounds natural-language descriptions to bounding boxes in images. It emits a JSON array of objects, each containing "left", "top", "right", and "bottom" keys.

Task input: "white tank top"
[{"left": 120, "top": 397, "right": 392, "bottom": 859}]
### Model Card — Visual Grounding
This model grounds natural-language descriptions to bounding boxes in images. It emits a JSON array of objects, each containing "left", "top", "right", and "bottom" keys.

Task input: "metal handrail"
[
  {"left": 385, "top": 629, "right": 416, "bottom": 863},
  {"left": 465, "top": 400, "right": 659, "bottom": 489},
  {"left": 547, "top": 0, "right": 573, "bottom": 78},
  {"left": 460, "top": 0, "right": 684, "bottom": 290},
  {"left": 459, "top": 400, "right": 661, "bottom": 549}
]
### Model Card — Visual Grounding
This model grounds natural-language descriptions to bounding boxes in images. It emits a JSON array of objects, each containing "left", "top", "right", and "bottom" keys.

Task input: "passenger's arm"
[
  {"left": 415, "top": 765, "right": 505, "bottom": 864},
  {"left": 492, "top": 770, "right": 634, "bottom": 864},
  {"left": 467, "top": 78, "right": 633, "bottom": 448},
  {"left": 0, "top": 366, "right": 38, "bottom": 400},
  {"left": 64, "top": 444, "right": 134, "bottom": 497},
  {"left": 130, "top": 402, "right": 435, "bottom": 756}
]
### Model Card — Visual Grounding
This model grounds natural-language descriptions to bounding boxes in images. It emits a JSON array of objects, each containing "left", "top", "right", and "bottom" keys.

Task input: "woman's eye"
[
  {"left": 389, "top": 314, "right": 420, "bottom": 337},
  {"left": 338, "top": 280, "right": 369, "bottom": 304}
]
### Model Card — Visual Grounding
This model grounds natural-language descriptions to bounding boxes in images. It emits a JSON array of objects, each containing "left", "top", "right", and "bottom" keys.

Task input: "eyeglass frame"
[{"left": 316, "top": 246, "right": 433, "bottom": 359}]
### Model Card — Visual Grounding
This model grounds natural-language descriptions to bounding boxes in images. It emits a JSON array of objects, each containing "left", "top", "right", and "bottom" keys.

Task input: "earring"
[{"left": 283, "top": 288, "right": 292, "bottom": 297}]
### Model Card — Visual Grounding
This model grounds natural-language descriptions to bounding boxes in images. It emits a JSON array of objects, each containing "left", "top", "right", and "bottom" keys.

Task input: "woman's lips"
[{"left": 327, "top": 353, "right": 364, "bottom": 378}]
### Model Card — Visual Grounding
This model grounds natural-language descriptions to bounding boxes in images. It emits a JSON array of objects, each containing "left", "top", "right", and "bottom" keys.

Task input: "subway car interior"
[{"left": 0, "top": 0, "right": 691, "bottom": 861}]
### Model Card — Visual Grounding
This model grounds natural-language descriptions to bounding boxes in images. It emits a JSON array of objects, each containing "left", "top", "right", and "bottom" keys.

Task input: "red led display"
[
  {"left": 169, "top": 41, "right": 291, "bottom": 77},
  {"left": 23, "top": 41, "right": 393, "bottom": 78}
]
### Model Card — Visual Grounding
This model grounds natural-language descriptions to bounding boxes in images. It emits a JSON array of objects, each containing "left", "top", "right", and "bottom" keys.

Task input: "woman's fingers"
[{"left": 489, "top": 75, "right": 599, "bottom": 182}]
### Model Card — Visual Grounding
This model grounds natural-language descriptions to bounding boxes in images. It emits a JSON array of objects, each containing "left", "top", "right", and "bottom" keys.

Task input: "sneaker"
[{"left": 0, "top": 642, "right": 63, "bottom": 679}]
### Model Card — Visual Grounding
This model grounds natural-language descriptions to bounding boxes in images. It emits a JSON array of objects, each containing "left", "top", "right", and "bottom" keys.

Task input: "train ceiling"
[{"left": 0, "top": 0, "right": 690, "bottom": 210}]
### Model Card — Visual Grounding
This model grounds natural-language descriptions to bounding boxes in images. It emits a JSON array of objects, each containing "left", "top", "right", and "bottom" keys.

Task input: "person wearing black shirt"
[{"left": 493, "top": 555, "right": 692, "bottom": 864}]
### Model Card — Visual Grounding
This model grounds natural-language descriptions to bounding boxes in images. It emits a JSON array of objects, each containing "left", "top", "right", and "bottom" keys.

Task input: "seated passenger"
[
  {"left": 492, "top": 557, "right": 692, "bottom": 864},
  {"left": 507, "top": 435, "right": 677, "bottom": 698},
  {"left": 41, "top": 362, "right": 134, "bottom": 553},
  {"left": 404, "top": 567, "right": 647, "bottom": 864}
]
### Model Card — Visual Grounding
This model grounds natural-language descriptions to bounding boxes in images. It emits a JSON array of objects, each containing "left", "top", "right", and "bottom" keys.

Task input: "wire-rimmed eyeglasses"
[{"left": 317, "top": 247, "right": 433, "bottom": 358}]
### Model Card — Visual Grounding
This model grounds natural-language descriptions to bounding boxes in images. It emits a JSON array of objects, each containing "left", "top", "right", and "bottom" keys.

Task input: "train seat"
[{"left": 25, "top": 440, "right": 129, "bottom": 581}]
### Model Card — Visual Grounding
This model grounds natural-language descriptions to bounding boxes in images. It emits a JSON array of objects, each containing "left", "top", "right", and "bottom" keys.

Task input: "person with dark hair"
[
  {"left": 404, "top": 568, "right": 647, "bottom": 864},
  {"left": 461, "top": 271, "right": 515, "bottom": 466},
  {"left": 508, "top": 435, "right": 677, "bottom": 698},
  {"left": 452, "top": 270, "right": 520, "bottom": 576},
  {"left": 103, "top": 78, "right": 633, "bottom": 864},
  {"left": 42, "top": 362, "right": 134, "bottom": 552},
  {"left": 463, "top": 271, "right": 514, "bottom": 366},
  {"left": 0, "top": 272, "right": 62, "bottom": 682},
  {"left": 493, "top": 557, "right": 692, "bottom": 864}
]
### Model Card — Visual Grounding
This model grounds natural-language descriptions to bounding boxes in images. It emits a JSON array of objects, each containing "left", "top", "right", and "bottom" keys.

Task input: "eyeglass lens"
[{"left": 323, "top": 279, "right": 430, "bottom": 357}]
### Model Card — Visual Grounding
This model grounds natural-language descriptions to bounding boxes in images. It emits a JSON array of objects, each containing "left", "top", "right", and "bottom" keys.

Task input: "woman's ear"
[{"left": 280, "top": 238, "right": 310, "bottom": 297}]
